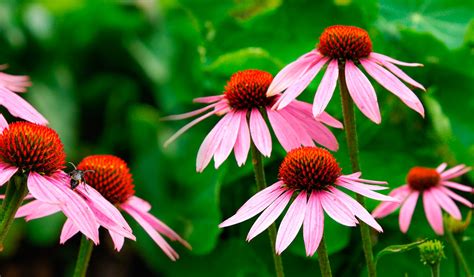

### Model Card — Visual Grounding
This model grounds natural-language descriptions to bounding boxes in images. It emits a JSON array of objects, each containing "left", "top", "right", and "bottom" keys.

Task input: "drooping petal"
[
  {"left": 164, "top": 110, "right": 217, "bottom": 148},
  {"left": 60, "top": 219, "right": 80, "bottom": 244},
  {"left": 161, "top": 103, "right": 219, "bottom": 121},
  {"left": 109, "top": 230, "right": 126, "bottom": 251},
  {"left": 436, "top": 163, "right": 448, "bottom": 173},
  {"left": 275, "top": 191, "right": 307, "bottom": 254},
  {"left": 0, "top": 72, "right": 31, "bottom": 93},
  {"left": 422, "top": 190, "right": 444, "bottom": 235},
  {"left": 438, "top": 187, "right": 472, "bottom": 208},
  {"left": 278, "top": 109, "right": 314, "bottom": 147},
  {"left": 15, "top": 200, "right": 60, "bottom": 219},
  {"left": 249, "top": 109, "right": 272, "bottom": 157},
  {"left": 233, "top": 111, "right": 251, "bottom": 166},
  {"left": 303, "top": 191, "right": 324, "bottom": 256},
  {"left": 196, "top": 113, "right": 232, "bottom": 172},
  {"left": 219, "top": 182, "right": 284, "bottom": 228},
  {"left": 329, "top": 187, "right": 383, "bottom": 232},
  {"left": 193, "top": 95, "right": 224, "bottom": 104},
  {"left": 267, "top": 51, "right": 321, "bottom": 96},
  {"left": 288, "top": 100, "right": 343, "bottom": 128},
  {"left": 337, "top": 177, "right": 388, "bottom": 191},
  {"left": 126, "top": 196, "right": 152, "bottom": 212},
  {"left": 122, "top": 204, "right": 179, "bottom": 261},
  {"left": 247, "top": 190, "right": 293, "bottom": 241},
  {"left": 336, "top": 178, "right": 398, "bottom": 202},
  {"left": 313, "top": 59, "right": 339, "bottom": 117},
  {"left": 267, "top": 109, "right": 309, "bottom": 151},
  {"left": 370, "top": 53, "right": 423, "bottom": 67},
  {"left": 27, "top": 172, "right": 64, "bottom": 203},
  {"left": 370, "top": 56, "right": 425, "bottom": 90},
  {"left": 442, "top": 181, "right": 472, "bottom": 193},
  {"left": 319, "top": 191, "right": 358, "bottom": 227},
  {"left": 399, "top": 190, "right": 419, "bottom": 233},
  {"left": 316, "top": 112, "right": 343, "bottom": 129},
  {"left": 274, "top": 57, "right": 329, "bottom": 110},
  {"left": 440, "top": 165, "right": 471, "bottom": 180},
  {"left": 0, "top": 162, "right": 17, "bottom": 187},
  {"left": 344, "top": 61, "right": 381, "bottom": 124},
  {"left": 372, "top": 186, "right": 410, "bottom": 218},
  {"left": 0, "top": 114, "right": 8, "bottom": 132},
  {"left": 430, "top": 187, "right": 461, "bottom": 219},
  {"left": 360, "top": 59, "right": 424, "bottom": 117},
  {"left": 214, "top": 111, "right": 241, "bottom": 168},
  {"left": 0, "top": 87, "right": 48, "bottom": 125}
]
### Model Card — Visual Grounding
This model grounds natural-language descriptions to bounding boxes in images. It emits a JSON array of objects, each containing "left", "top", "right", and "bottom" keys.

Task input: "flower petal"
[
  {"left": 370, "top": 53, "right": 423, "bottom": 67},
  {"left": 0, "top": 114, "right": 8, "bottom": 132},
  {"left": 247, "top": 190, "right": 293, "bottom": 241},
  {"left": 336, "top": 178, "right": 398, "bottom": 202},
  {"left": 126, "top": 196, "right": 152, "bottom": 212},
  {"left": 267, "top": 109, "right": 309, "bottom": 151},
  {"left": 164, "top": 110, "right": 216, "bottom": 148},
  {"left": 193, "top": 95, "right": 224, "bottom": 103},
  {"left": 234, "top": 111, "right": 251, "bottom": 166},
  {"left": 438, "top": 187, "right": 472, "bottom": 208},
  {"left": 249, "top": 109, "right": 272, "bottom": 157},
  {"left": 214, "top": 111, "right": 241, "bottom": 168},
  {"left": 423, "top": 190, "right": 444, "bottom": 235},
  {"left": 371, "top": 56, "right": 425, "bottom": 90},
  {"left": 399, "top": 190, "right": 419, "bottom": 233},
  {"left": 440, "top": 164, "right": 471, "bottom": 180},
  {"left": 313, "top": 59, "right": 339, "bottom": 117},
  {"left": 372, "top": 186, "right": 410, "bottom": 218},
  {"left": 436, "top": 163, "right": 448, "bottom": 173},
  {"left": 0, "top": 162, "right": 17, "bottom": 187},
  {"left": 442, "top": 181, "right": 472, "bottom": 193},
  {"left": 0, "top": 87, "right": 48, "bottom": 125},
  {"left": 430, "top": 187, "right": 461, "bottom": 220},
  {"left": 276, "top": 191, "right": 307, "bottom": 254},
  {"left": 344, "top": 60, "right": 381, "bottom": 124},
  {"left": 60, "top": 219, "right": 80, "bottom": 244},
  {"left": 109, "top": 230, "right": 126, "bottom": 251},
  {"left": 303, "top": 191, "right": 324, "bottom": 256},
  {"left": 319, "top": 191, "right": 358, "bottom": 227}
]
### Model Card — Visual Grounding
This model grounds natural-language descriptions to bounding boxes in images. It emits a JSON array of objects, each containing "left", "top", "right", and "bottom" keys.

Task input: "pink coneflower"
[
  {"left": 164, "top": 69, "right": 343, "bottom": 172},
  {"left": 372, "top": 164, "right": 473, "bottom": 235},
  {"left": 0, "top": 65, "right": 47, "bottom": 125},
  {"left": 219, "top": 146, "right": 396, "bottom": 255},
  {"left": 267, "top": 25, "right": 425, "bottom": 124},
  {"left": 0, "top": 120, "right": 121, "bottom": 244},
  {"left": 59, "top": 155, "right": 190, "bottom": 259}
]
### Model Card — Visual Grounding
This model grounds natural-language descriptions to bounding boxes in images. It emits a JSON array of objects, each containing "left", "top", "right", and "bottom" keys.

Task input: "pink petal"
[
  {"left": 275, "top": 191, "right": 307, "bottom": 254},
  {"left": 27, "top": 172, "right": 64, "bottom": 203},
  {"left": 275, "top": 58, "right": 329, "bottom": 110},
  {"left": 0, "top": 87, "right": 48, "bottom": 125},
  {"left": 399, "top": 191, "right": 419, "bottom": 233},
  {"left": 336, "top": 178, "right": 398, "bottom": 202},
  {"left": 316, "top": 112, "right": 343, "bottom": 129},
  {"left": 0, "top": 72, "right": 31, "bottom": 93},
  {"left": 371, "top": 56, "right": 425, "bottom": 90},
  {"left": 122, "top": 204, "right": 179, "bottom": 261},
  {"left": 430, "top": 187, "right": 461, "bottom": 220},
  {"left": 319, "top": 191, "right": 358, "bottom": 226},
  {"left": 249, "top": 109, "right": 272, "bottom": 157},
  {"left": 313, "top": 59, "right": 339, "bottom": 117},
  {"left": 214, "top": 111, "right": 241, "bottom": 168},
  {"left": 287, "top": 100, "right": 343, "bottom": 129},
  {"left": 360, "top": 58, "right": 424, "bottom": 117},
  {"left": 196, "top": 113, "right": 232, "bottom": 172},
  {"left": 233, "top": 111, "right": 250, "bottom": 166},
  {"left": 267, "top": 109, "right": 310, "bottom": 151},
  {"left": 337, "top": 176, "right": 388, "bottom": 190},
  {"left": 25, "top": 202, "right": 61, "bottom": 221},
  {"left": 303, "top": 191, "right": 324, "bottom": 256},
  {"left": 109, "top": 230, "right": 125, "bottom": 251},
  {"left": 344, "top": 61, "right": 381, "bottom": 124},
  {"left": 161, "top": 103, "right": 219, "bottom": 121},
  {"left": 438, "top": 187, "right": 472, "bottom": 208},
  {"left": 0, "top": 162, "right": 17, "bottom": 187},
  {"left": 436, "top": 163, "right": 448, "bottom": 173},
  {"left": 0, "top": 114, "right": 8, "bottom": 132},
  {"left": 329, "top": 187, "right": 383, "bottom": 232},
  {"left": 370, "top": 53, "right": 423, "bottom": 67},
  {"left": 246, "top": 190, "right": 293, "bottom": 241},
  {"left": 126, "top": 196, "right": 151, "bottom": 212},
  {"left": 372, "top": 186, "right": 410, "bottom": 218},
  {"left": 193, "top": 95, "right": 224, "bottom": 103},
  {"left": 164, "top": 110, "right": 217, "bottom": 148},
  {"left": 442, "top": 181, "right": 472, "bottom": 192},
  {"left": 219, "top": 182, "right": 284, "bottom": 228},
  {"left": 267, "top": 51, "right": 321, "bottom": 96},
  {"left": 60, "top": 219, "right": 80, "bottom": 244},
  {"left": 441, "top": 164, "right": 471, "bottom": 180},
  {"left": 422, "top": 190, "right": 444, "bottom": 235}
]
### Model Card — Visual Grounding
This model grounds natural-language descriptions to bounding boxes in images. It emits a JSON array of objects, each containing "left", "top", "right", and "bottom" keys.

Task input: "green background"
[{"left": 0, "top": 0, "right": 472, "bottom": 276}]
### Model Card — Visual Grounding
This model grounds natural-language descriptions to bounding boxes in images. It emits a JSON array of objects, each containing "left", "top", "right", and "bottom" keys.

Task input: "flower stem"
[
  {"left": 250, "top": 142, "right": 285, "bottom": 277},
  {"left": 445, "top": 227, "right": 472, "bottom": 277},
  {"left": 0, "top": 175, "right": 28, "bottom": 251},
  {"left": 317, "top": 235, "right": 333, "bottom": 277},
  {"left": 338, "top": 63, "right": 376, "bottom": 277},
  {"left": 430, "top": 263, "right": 440, "bottom": 277},
  {"left": 73, "top": 235, "right": 94, "bottom": 277}
]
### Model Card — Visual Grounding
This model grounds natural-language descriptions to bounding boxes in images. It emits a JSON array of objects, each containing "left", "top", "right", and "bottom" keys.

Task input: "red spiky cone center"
[
  {"left": 407, "top": 167, "right": 440, "bottom": 191},
  {"left": 317, "top": 25, "right": 372, "bottom": 60},
  {"left": 77, "top": 155, "right": 135, "bottom": 205},
  {"left": 0, "top": 122, "right": 65, "bottom": 175},
  {"left": 278, "top": 146, "right": 341, "bottom": 191},
  {"left": 224, "top": 69, "right": 275, "bottom": 110}
]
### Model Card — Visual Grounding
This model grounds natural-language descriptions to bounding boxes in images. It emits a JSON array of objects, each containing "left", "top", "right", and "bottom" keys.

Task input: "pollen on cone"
[
  {"left": 78, "top": 155, "right": 135, "bottom": 204},
  {"left": 318, "top": 25, "right": 372, "bottom": 60},
  {"left": 0, "top": 122, "right": 65, "bottom": 175}
]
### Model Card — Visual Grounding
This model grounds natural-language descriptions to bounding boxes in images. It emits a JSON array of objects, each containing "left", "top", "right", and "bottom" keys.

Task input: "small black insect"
[{"left": 68, "top": 162, "right": 94, "bottom": 190}]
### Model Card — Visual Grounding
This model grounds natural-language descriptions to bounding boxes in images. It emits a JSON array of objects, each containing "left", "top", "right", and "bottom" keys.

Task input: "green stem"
[
  {"left": 445, "top": 227, "right": 471, "bottom": 277},
  {"left": 430, "top": 263, "right": 440, "bottom": 277},
  {"left": 316, "top": 236, "right": 333, "bottom": 277},
  {"left": 338, "top": 63, "right": 376, "bottom": 277},
  {"left": 73, "top": 235, "right": 94, "bottom": 277},
  {"left": 250, "top": 142, "right": 284, "bottom": 277},
  {"left": 0, "top": 175, "right": 28, "bottom": 251}
]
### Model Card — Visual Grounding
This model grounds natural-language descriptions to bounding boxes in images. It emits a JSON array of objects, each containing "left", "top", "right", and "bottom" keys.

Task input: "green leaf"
[{"left": 375, "top": 239, "right": 428, "bottom": 265}]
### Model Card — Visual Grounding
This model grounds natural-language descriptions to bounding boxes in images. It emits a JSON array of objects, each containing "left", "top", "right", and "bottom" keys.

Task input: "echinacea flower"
[
  {"left": 219, "top": 146, "right": 396, "bottom": 255},
  {"left": 59, "top": 155, "right": 190, "bottom": 259},
  {"left": 0, "top": 119, "right": 127, "bottom": 244},
  {"left": 0, "top": 65, "right": 47, "bottom": 125},
  {"left": 372, "top": 164, "right": 473, "bottom": 235},
  {"left": 267, "top": 25, "right": 426, "bottom": 124},
  {"left": 164, "top": 69, "right": 343, "bottom": 172}
]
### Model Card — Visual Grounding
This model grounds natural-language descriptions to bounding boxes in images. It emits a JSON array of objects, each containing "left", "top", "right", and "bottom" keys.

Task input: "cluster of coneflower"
[{"left": 0, "top": 25, "right": 471, "bottom": 277}]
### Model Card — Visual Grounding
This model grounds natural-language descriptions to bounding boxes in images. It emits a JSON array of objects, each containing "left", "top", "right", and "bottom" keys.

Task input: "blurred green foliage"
[{"left": 0, "top": 0, "right": 472, "bottom": 276}]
